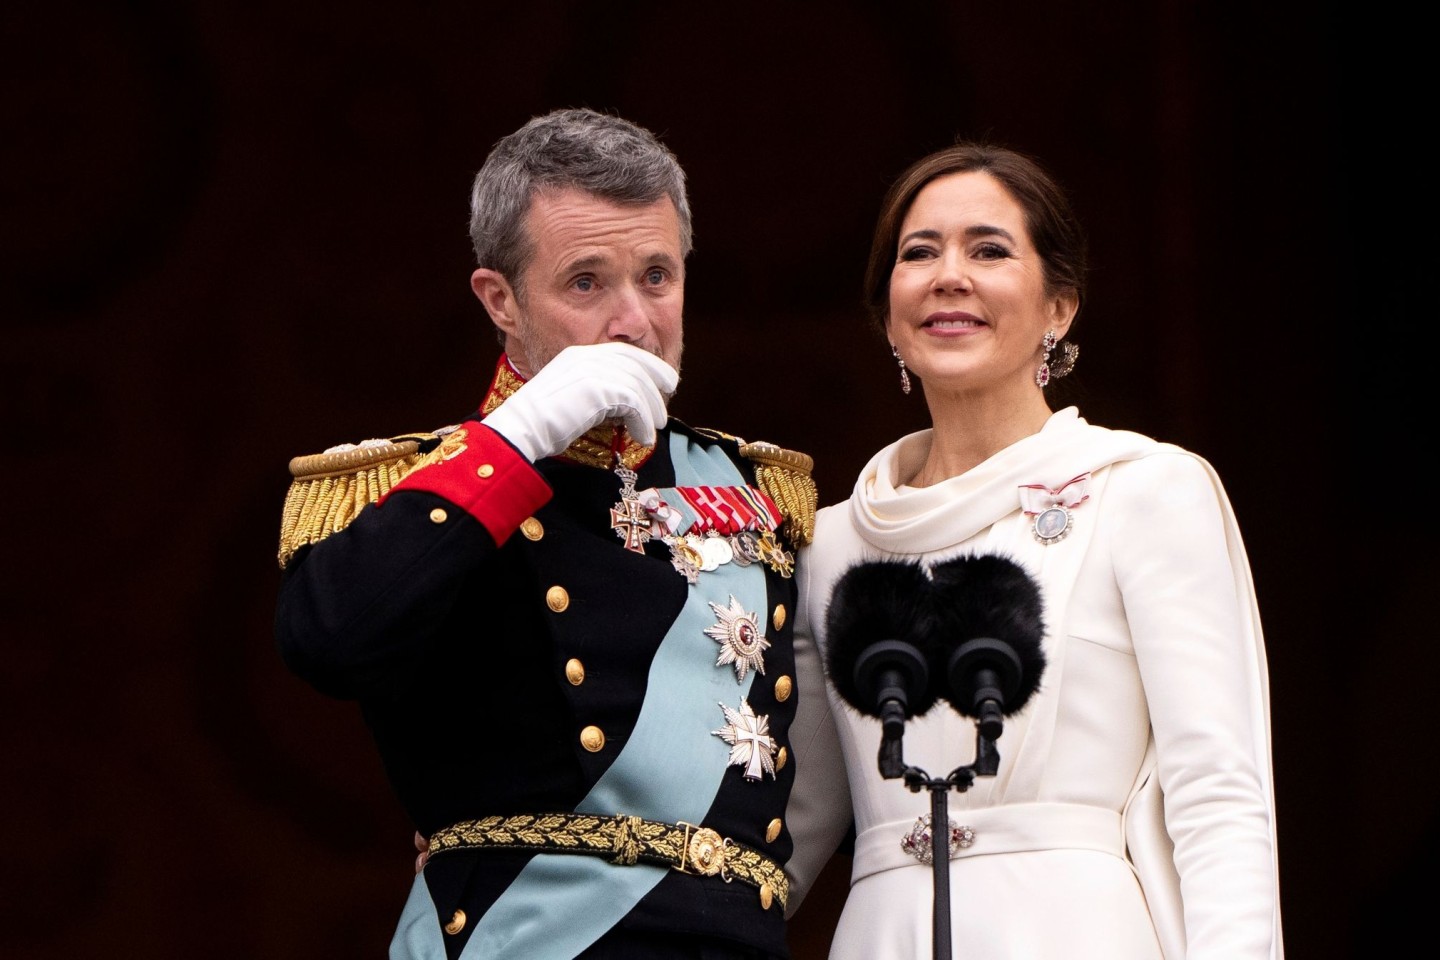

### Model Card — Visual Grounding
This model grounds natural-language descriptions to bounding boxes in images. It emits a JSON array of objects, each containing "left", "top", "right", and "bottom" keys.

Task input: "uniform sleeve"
[
  {"left": 1110, "top": 452, "right": 1281, "bottom": 959},
  {"left": 781, "top": 542, "right": 855, "bottom": 917},
  {"left": 275, "top": 423, "right": 551, "bottom": 700}
]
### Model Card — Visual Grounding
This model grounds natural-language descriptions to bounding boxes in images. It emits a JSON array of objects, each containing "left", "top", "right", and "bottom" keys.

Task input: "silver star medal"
[
  {"left": 703, "top": 595, "right": 769, "bottom": 681},
  {"left": 712, "top": 699, "right": 777, "bottom": 781}
]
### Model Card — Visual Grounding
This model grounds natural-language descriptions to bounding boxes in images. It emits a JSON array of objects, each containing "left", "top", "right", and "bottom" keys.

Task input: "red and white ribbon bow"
[{"left": 1018, "top": 473, "right": 1091, "bottom": 516}]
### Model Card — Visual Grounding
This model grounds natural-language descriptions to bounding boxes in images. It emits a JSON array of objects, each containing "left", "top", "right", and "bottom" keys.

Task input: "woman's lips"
[{"left": 923, "top": 311, "right": 985, "bottom": 329}]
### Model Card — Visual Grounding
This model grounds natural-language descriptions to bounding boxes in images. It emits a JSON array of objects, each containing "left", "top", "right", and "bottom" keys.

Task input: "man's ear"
[{"left": 471, "top": 268, "right": 521, "bottom": 337}]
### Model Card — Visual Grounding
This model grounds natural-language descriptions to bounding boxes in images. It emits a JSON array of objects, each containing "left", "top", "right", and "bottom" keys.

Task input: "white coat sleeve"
[
  {"left": 1110, "top": 451, "right": 1283, "bottom": 959},
  {"left": 782, "top": 542, "right": 855, "bottom": 917}
]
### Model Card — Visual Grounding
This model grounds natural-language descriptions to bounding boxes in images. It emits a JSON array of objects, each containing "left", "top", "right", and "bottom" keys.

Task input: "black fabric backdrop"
[{"left": 5, "top": 3, "right": 1413, "bottom": 958}]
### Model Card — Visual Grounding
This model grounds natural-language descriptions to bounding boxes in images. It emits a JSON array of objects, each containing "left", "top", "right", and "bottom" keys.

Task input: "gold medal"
[
  {"left": 756, "top": 531, "right": 794, "bottom": 578},
  {"left": 665, "top": 535, "right": 704, "bottom": 583}
]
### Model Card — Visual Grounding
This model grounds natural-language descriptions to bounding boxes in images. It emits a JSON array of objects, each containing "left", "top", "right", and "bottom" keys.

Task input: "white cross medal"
[
  {"left": 1019, "top": 473, "right": 1091, "bottom": 546},
  {"left": 712, "top": 699, "right": 777, "bottom": 782}
]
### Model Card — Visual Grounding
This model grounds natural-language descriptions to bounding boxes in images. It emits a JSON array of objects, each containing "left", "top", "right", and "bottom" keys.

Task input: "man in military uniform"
[{"left": 274, "top": 108, "right": 836, "bottom": 959}]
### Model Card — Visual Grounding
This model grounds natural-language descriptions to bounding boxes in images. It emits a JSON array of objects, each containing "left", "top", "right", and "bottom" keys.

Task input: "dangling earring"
[
  {"left": 892, "top": 344, "right": 911, "bottom": 395},
  {"left": 1035, "top": 329, "right": 1079, "bottom": 388},
  {"left": 1035, "top": 330, "right": 1057, "bottom": 387}
]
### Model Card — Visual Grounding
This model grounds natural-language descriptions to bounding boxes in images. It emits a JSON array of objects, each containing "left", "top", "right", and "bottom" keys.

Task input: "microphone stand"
[{"left": 879, "top": 720, "right": 1002, "bottom": 960}]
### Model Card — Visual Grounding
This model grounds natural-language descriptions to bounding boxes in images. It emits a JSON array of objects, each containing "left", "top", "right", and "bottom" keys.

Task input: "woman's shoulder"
[
  {"left": 801, "top": 501, "right": 875, "bottom": 563},
  {"left": 810, "top": 500, "right": 862, "bottom": 553},
  {"left": 1072, "top": 414, "right": 1218, "bottom": 489},
  {"left": 1100, "top": 444, "right": 1232, "bottom": 528},
  {"left": 1105, "top": 442, "right": 1216, "bottom": 486}
]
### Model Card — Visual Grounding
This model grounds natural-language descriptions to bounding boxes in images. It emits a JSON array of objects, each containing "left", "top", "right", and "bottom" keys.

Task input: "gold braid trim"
[
  {"left": 739, "top": 441, "right": 817, "bottom": 548},
  {"left": 276, "top": 433, "right": 449, "bottom": 569},
  {"left": 427, "top": 812, "right": 788, "bottom": 910}
]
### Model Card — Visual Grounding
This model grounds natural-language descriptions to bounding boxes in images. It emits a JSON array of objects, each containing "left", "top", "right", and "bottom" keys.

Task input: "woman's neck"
[{"left": 909, "top": 389, "right": 1054, "bottom": 487}]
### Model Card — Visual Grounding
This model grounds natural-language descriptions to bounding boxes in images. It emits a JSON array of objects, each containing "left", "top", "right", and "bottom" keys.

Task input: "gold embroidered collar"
[{"left": 482, "top": 357, "right": 655, "bottom": 470}]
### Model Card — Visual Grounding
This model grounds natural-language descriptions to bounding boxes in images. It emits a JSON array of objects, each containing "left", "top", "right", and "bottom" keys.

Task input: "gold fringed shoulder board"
[
  {"left": 695, "top": 427, "right": 817, "bottom": 549},
  {"left": 739, "top": 439, "right": 817, "bottom": 548},
  {"left": 276, "top": 429, "right": 454, "bottom": 569}
]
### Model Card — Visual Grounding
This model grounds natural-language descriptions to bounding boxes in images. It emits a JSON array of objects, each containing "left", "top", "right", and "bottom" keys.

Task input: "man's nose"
[{"left": 605, "top": 284, "right": 652, "bottom": 341}]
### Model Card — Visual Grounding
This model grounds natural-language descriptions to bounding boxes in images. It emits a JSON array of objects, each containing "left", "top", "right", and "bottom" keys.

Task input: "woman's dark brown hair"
[{"left": 862, "top": 142, "right": 1088, "bottom": 335}]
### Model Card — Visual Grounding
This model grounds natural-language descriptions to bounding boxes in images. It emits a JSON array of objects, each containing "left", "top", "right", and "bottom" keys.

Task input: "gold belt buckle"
[{"left": 676, "top": 821, "right": 732, "bottom": 882}]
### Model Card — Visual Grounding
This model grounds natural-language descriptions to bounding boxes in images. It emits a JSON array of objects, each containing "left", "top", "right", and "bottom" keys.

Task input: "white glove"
[{"left": 482, "top": 342, "right": 679, "bottom": 461}]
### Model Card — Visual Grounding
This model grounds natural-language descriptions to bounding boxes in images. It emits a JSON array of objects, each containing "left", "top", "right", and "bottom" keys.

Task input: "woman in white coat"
[{"left": 790, "top": 143, "right": 1283, "bottom": 959}]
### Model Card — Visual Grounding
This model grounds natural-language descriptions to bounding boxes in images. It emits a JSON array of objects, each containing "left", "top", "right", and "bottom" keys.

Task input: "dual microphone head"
[{"left": 824, "top": 553, "right": 1048, "bottom": 743}]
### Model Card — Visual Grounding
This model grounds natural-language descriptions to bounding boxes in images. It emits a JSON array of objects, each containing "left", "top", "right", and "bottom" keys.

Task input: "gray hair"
[{"left": 468, "top": 108, "right": 693, "bottom": 296}]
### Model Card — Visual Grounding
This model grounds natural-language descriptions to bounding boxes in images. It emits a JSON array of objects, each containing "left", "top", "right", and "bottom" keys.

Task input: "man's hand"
[{"left": 482, "top": 342, "right": 678, "bottom": 460}]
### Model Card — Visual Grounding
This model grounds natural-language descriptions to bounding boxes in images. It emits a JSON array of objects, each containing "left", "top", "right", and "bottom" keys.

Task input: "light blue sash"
[{"left": 393, "top": 432, "right": 769, "bottom": 960}]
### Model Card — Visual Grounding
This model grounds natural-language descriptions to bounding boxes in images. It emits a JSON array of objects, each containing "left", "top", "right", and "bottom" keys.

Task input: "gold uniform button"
[
  {"left": 565, "top": 658, "right": 585, "bottom": 685},
  {"left": 772, "top": 604, "right": 787, "bottom": 630},
  {"left": 476, "top": 463, "right": 495, "bottom": 478},
  {"left": 759, "top": 883, "right": 774, "bottom": 910},
  {"left": 429, "top": 508, "right": 448, "bottom": 524},
  {"left": 766, "top": 818, "right": 783, "bottom": 843},
  {"left": 775, "top": 746, "right": 788, "bottom": 771},
  {"left": 580, "top": 725, "right": 605, "bottom": 752},
  {"left": 546, "top": 586, "right": 570, "bottom": 612},
  {"left": 520, "top": 517, "right": 544, "bottom": 541},
  {"left": 774, "top": 675, "right": 793, "bottom": 702},
  {"left": 444, "top": 909, "right": 466, "bottom": 935}
]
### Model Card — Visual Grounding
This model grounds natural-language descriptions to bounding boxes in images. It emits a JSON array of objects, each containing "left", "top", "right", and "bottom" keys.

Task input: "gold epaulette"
[
  {"left": 739, "top": 440, "right": 817, "bottom": 548},
  {"left": 276, "top": 431, "right": 448, "bottom": 569}
]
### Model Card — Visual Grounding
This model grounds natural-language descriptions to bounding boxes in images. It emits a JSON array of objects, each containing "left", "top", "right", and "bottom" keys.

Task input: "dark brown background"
[{"left": 4, "top": 2, "right": 1414, "bottom": 958}]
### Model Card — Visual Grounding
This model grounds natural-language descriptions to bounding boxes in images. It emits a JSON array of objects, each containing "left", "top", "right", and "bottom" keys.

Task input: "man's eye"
[
  {"left": 574, "top": 277, "right": 595, "bottom": 292},
  {"left": 645, "top": 268, "right": 667, "bottom": 285}
]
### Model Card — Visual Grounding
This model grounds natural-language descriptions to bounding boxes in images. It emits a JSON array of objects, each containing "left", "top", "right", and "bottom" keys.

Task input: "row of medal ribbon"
[
  {"left": 638, "top": 485, "right": 794, "bottom": 582},
  {"left": 611, "top": 475, "right": 795, "bottom": 582}
]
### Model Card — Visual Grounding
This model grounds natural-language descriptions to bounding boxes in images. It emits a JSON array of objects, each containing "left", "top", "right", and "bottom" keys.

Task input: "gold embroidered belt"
[{"left": 427, "top": 812, "right": 789, "bottom": 911}]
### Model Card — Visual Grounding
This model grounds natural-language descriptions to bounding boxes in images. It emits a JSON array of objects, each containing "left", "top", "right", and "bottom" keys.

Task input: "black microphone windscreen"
[
  {"left": 928, "top": 553, "right": 1047, "bottom": 716},
  {"left": 824, "top": 559, "right": 940, "bottom": 718}
]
